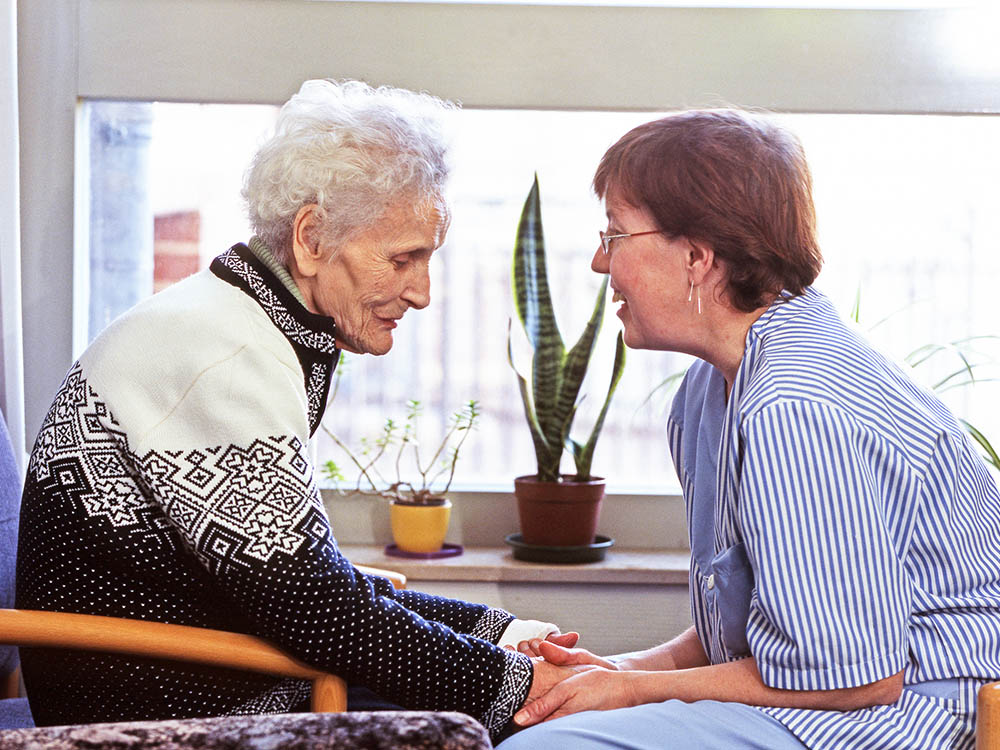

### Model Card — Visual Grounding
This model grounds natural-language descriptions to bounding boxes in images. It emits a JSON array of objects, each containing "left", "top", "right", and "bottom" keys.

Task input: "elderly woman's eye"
[{"left": 392, "top": 255, "right": 410, "bottom": 269}]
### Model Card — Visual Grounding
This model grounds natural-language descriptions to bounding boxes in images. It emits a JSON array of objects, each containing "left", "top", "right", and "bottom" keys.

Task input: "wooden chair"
[
  {"left": 0, "top": 563, "right": 404, "bottom": 713},
  {"left": 978, "top": 682, "right": 1000, "bottom": 749},
  {"left": 0, "top": 404, "right": 407, "bottom": 724}
]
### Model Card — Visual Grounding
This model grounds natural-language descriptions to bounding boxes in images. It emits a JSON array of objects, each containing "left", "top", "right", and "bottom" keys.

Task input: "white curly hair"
[{"left": 243, "top": 79, "right": 457, "bottom": 262}]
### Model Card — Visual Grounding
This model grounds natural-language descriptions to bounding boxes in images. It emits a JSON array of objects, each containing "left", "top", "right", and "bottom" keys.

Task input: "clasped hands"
[{"left": 511, "top": 635, "right": 642, "bottom": 727}]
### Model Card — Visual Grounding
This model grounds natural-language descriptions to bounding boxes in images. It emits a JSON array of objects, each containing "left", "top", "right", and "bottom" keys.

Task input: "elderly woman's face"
[{"left": 310, "top": 200, "right": 449, "bottom": 355}]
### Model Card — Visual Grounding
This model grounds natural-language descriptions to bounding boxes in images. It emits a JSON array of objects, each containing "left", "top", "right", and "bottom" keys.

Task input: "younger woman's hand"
[
  {"left": 525, "top": 656, "right": 597, "bottom": 704},
  {"left": 515, "top": 668, "right": 640, "bottom": 726}
]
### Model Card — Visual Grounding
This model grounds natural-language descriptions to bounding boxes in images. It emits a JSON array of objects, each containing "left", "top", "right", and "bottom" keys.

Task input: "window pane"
[{"left": 82, "top": 101, "right": 1000, "bottom": 493}]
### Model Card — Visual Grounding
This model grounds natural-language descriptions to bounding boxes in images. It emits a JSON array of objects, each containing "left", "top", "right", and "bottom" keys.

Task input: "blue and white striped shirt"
[{"left": 668, "top": 287, "right": 1000, "bottom": 749}]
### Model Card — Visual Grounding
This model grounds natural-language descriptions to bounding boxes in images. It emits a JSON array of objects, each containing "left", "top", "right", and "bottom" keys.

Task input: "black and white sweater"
[{"left": 16, "top": 243, "right": 533, "bottom": 734}]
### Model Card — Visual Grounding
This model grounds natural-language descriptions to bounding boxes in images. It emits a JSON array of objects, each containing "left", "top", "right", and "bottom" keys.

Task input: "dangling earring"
[{"left": 688, "top": 281, "right": 702, "bottom": 315}]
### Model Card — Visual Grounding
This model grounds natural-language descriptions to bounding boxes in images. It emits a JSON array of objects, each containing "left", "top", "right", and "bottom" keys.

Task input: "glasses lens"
[{"left": 599, "top": 231, "right": 610, "bottom": 254}]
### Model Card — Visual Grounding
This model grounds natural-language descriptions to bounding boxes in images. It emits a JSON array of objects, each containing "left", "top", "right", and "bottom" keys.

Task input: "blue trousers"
[{"left": 496, "top": 699, "right": 805, "bottom": 750}]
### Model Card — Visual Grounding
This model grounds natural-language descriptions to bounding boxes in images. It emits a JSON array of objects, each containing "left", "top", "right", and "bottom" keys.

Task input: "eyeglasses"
[{"left": 599, "top": 229, "right": 665, "bottom": 255}]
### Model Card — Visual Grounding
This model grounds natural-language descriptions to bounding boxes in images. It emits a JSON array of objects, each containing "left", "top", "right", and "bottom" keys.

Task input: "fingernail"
[
  {"left": 518, "top": 643, "right": 530, "bottom": 652},
  {"left": 514, "top": 711, "right": 527, "bottom": 725}
]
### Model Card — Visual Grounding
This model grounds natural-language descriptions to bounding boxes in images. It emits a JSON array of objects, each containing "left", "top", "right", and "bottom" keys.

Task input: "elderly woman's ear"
[{"left": 290, "top": 204, "right": 327, "bottom": 278}]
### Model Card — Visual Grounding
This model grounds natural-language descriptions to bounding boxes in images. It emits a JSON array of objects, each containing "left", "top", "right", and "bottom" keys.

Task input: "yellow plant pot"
[{"left": 390, "top": 499, "right": 452, "bottom": 554}]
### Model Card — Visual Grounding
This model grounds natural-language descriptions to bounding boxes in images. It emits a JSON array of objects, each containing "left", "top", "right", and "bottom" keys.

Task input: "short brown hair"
[{"left": 593, "top": 109, "right": 822, "bottom": 313}]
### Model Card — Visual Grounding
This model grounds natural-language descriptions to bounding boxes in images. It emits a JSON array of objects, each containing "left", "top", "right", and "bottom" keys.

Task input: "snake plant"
[{"left": 508, "top": 175, "right": 627, "bottom": 483}]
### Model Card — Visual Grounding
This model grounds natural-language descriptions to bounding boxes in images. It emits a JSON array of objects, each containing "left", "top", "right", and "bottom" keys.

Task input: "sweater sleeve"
[
  {"left": 93, "top": 334, "right": 532, "bottom": 735},
  {"left": 366, "top": 573, "right": 517, "bottom": 643}
]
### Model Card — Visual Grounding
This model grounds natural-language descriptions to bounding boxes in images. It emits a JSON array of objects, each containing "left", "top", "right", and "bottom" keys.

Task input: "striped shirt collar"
[
  {"left": 736, "top": 288, "right": 827, "bottom": 398},
  {"left": 747, "top": 287, "right": 819, "bottom": 341}
]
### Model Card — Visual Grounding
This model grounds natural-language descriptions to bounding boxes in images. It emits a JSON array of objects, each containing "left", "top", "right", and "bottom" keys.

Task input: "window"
[{"left": 81, "top": 101, "right": 1000, "bottom": 492}]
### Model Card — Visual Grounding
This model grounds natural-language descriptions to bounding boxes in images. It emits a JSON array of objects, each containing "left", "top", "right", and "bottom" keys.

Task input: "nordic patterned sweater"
[{"left": 16, "top": 243, "right": 533, "bottom": 735}]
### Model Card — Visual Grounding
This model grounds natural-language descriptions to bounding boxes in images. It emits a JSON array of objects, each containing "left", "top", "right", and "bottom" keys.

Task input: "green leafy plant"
[
  {"left": 507, "top": 175, "right": 627, "bottom": 483},
  {"left": 321, "top": 365, "right": 480, "bottom": 504},
  {"left": 904, "top": 337, "right": 1000, "bottom": 471},
  {"left": 857, "top": 291, "right": 1000, "bottom": 472}
]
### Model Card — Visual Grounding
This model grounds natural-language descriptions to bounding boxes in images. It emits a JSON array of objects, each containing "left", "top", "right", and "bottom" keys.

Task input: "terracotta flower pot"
[
  {"left": 514, "top": 475, "right": 605, "bottom": 547},
  {"left": 390, "top": 498, "right": 452, "bottom": 554}
]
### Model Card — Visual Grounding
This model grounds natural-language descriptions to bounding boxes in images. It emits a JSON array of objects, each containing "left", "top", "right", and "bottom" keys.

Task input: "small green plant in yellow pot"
[
  {"left": 389, "top": 501, "right": 453, "bottom": 554},
  {"left": 322, "top": 396, "right": 480, "bottom": 555}
]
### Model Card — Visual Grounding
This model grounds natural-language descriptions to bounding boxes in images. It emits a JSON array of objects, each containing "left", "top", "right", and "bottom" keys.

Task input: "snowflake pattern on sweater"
[{"left": 16, "top": 243, "right": 531, "bottom": 735}]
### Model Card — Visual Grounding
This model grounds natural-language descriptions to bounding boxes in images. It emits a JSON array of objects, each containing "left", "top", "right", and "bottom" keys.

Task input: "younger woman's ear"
[
  {"left": 685, "top": 238, "right": 715, "bottom": 284},
  {"left": 290, "top": 204, "right": 324, "bottom": 278}
]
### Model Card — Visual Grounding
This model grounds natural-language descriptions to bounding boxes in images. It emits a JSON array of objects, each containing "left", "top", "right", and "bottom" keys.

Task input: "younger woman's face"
[{"left": 591, "top": 191, "right": 694, "bottom": 352}]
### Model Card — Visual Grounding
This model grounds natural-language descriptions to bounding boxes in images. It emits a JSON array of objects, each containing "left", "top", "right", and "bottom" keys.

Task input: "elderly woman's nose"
[
  {"left": 591, "top": 244, "right": 609, "bottom": 274},
  {"left": 403, "top": 268, "right": 431, "bottom": 309}
]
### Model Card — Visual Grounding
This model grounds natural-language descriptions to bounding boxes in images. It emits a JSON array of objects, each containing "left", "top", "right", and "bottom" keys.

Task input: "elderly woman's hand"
[
  {"left": 515, "top": 668, "right": 641, "bottom": 727},
  {"left": 513, "top": 631, "right": 580, "bottom": 656},
  {"left": 518, "top": 638, "right": 620, "bottom": 670}
]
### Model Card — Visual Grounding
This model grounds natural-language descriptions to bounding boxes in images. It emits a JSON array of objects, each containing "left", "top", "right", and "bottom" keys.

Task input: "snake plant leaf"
[
  {"left": 512, "top": 175, "right": 565, "bottom": 448},
  {"left": 553, "top": 276, "right": 610, "bottom": 456},
  {"left": 506, "top": 319, "right": 557, "bottom": 472},
  {"left": 567, "top": 437, "right": 585, "bottom": 474},
  {"left": 574, "top": 330, "right": 627, "bottom": 479},
  {"left": 512, "top": 175, "right": 561, "bottom": 348}
]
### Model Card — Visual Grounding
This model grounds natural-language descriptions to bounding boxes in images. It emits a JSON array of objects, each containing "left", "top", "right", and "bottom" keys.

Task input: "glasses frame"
[{"left": 599, "top": 229, "right": 665, "bottom": 255}]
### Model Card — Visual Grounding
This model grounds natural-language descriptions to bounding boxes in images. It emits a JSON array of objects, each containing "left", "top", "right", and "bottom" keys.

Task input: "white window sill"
[{"left": 341, "top": 544, "right": 690, "bottom": 586}]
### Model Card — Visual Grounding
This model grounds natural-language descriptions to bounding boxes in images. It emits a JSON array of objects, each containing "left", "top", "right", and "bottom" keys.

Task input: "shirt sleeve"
[{"left": 737, "top": 399, "right": 911, "bottom": 691}]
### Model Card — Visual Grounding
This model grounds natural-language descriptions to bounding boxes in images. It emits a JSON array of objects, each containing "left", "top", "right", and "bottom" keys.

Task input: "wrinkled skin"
[{"left": 291, "top": 199, "right": 450, "bottom": 355}]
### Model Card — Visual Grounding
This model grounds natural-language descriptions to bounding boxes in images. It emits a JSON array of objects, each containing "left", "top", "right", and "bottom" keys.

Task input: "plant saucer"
[
  {"left": 384, "top": 543, "right": 464, "bottom": 560},
  {"left": 504, "top": 533, "right": 614, "bottom": 564}
]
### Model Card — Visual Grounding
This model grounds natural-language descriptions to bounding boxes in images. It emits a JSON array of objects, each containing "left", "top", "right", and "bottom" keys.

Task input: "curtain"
[{"left": 0, "top": 0, "right": 25, "bottom": 475}]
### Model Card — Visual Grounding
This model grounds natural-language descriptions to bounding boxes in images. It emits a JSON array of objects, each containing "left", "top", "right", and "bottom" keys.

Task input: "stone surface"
[{"left": 0, "top": 711, "right": 491, "bottom": 749}]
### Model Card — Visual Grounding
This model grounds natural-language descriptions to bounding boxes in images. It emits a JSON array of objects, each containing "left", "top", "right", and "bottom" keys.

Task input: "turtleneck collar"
[{"left": 246, "top": 235, "right": 308, "bottom": 308}]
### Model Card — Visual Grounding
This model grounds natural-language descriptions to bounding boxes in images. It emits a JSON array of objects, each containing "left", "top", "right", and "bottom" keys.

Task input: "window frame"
[{"left": 18, "top": 0, "right": 1000, "bottom": 488}]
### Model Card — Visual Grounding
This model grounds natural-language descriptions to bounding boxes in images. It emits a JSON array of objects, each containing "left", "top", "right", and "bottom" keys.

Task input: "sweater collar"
[
  {"left": 246, "top": 236, "right": 308, "bottom": 307},
  {"left": 210, "top": 242, "right": 340, "bottom": 437}
]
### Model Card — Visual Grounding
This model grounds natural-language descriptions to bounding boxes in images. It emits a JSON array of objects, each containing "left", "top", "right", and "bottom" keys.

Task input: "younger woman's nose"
[{"left": 591, "top": 244, "right": 610, "bottom": 274}]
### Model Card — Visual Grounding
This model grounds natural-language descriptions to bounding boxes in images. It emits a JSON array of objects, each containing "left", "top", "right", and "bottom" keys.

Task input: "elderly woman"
[
  {"left": 16, "top": 79, "right": 574, "bottom": 738},
  {"left": 501, "top": 110, "right": 1000, "bottom": 749}
]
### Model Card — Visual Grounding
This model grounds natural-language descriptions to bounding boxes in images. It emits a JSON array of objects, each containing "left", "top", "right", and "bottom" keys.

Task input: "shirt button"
[{"left": 706, "top": 574, "right": 715, "bottom": 590}]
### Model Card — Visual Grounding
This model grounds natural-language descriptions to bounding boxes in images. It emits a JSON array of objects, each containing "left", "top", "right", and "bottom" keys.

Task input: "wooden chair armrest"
[
  {"left": 0, "top": 609, "right": 346, "bottom": 712},
  {"left": 355, "top": 564, "right": 406, "bottom": 590},
  {"left": 979, "top": 681, "right": 1000, "bottom": 749}
]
